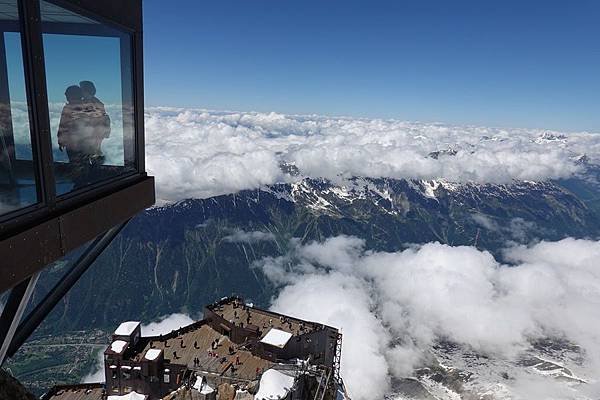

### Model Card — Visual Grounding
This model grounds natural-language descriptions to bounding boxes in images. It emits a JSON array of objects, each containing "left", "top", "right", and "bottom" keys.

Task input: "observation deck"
[{"left": 0, "top": 0, "right": 154, "bottom": 366}]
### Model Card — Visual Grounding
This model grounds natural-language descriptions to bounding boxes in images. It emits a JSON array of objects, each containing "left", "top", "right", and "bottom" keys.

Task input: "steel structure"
[
  {"left": 333, "top": 332, "right": 342, "bottom": 384},
  {"left": 0, "top": 0, "right": 153, "bottom": 365}
]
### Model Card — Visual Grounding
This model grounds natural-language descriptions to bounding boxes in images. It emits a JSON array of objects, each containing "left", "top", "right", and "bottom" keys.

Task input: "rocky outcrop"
[{"left": 0, "top": 369, "right": 37, "bottom": 400}]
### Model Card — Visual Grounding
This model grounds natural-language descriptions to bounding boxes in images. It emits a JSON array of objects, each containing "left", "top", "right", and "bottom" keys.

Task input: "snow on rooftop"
[
  {"left": 193, "top": 378, "right": 215, "bottom": 395},
  {"left": 144, "top": 348, "right": 162, "bottom": 361},
  {"left": 114, "top": 321, "right": 140, "bottom": 336},
  {"left": 200, "top": 385, "right": 215, "bottom": 395},
  {"left": 107, "top": 392, "right": 146, "bottom": 400},
  {"left": 110, "top": 340, "right": 128, "bottom": 353},
  {"left": 255, "top": 369, "right": 295, "bottom": 400},
  {"left": 260, "top": 328, "right": 293, "bottom": 348}
]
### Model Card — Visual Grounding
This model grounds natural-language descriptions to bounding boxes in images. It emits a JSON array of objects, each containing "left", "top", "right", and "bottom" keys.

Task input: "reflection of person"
[
  {"left": 80, "top": 80, "right": 111, "bottom": 163},
  {"left": 57, "top": 85, "right": 88, "bottom": 186},
  {"left": 57, "top": 82, "right": 111, "bottom": 188}
]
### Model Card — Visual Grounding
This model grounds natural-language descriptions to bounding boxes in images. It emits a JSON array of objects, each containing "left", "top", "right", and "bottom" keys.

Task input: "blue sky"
[
  {"left": 143, "top": 0, "right": 600, "bottom": 131},
  {"left": 42, "top": 34, "right": 123, "bottom": 104},
  {"left": 5, "top": 32, "right": 123, "bottom": 105}
]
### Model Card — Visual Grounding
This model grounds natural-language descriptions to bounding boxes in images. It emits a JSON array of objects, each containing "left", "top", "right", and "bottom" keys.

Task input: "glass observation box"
[{"left": 0, "top": 0, "right": 154, "bottom": 293}]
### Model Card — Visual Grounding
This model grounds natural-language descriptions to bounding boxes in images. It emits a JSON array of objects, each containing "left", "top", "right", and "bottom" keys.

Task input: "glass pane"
[
  {"left": 40, "top": 0, "right": 136, "bottom": 196},
  {"left": 0, "top": 1, "right": 38, "bottom": 216}
]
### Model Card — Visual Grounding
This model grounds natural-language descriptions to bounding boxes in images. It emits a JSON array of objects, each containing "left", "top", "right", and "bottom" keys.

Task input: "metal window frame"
[
  {"left": 0, "top": 0, "right": 148, "bottom": 238},
  {"left": 0, "top": 0, "right": 152, "bottom": 362},
  {"left": 0, "top": 0, "right": 52, "bottom": 229},
  {"left": 41, "top": 0, "right": 146, "bottom": 175}
]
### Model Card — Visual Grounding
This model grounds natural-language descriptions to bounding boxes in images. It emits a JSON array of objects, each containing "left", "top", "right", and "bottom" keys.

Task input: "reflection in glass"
[
  {"left": 0, "top": 1, "right": 38, "bottom": 216},
  {"left": 41, "top": 0, "right": 136, "bottom": 196}
]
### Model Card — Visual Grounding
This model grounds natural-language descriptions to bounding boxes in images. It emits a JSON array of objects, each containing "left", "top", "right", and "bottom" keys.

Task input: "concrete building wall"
[
  {"left": 280, "top": 328, "right": 338, "bottom": 368},
  {"left": 204, "top": 307, "right": 259, "bottom": 345},
  {"left": 104, "top": 356, "right": 187, "bottom": 399}
]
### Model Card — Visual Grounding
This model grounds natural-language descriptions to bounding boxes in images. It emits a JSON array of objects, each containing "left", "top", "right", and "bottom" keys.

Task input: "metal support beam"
[
  {"left": 0, "top": 273, "right": 40, "bottom": 366},
  {"left": 3, "top": 219, "right": 129, "bottom": 362},
  {"left": 333, "top": 333, "right": 342, "bottom": 384},
  {"left": 0, "top": 176, "right": 155, "bottom": 293}
]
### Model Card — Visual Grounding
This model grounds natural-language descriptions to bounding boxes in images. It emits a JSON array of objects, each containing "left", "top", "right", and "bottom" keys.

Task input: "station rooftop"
[
  {"left": 206, "top": 297, "right": 322, "bottom": 339},
  {"left": 111, "top": 297, "right": 333, "bottom": 383},
  {"left": 127, "top": 323, "right": 273, "bottom": 382},
  {"left": 41, "top": 298, "right": 342, "bottom": 400}
]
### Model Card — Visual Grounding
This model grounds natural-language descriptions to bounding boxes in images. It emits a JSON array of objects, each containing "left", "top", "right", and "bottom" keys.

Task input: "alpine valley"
[{"left": 7, "top": 161, "right": 600, "bottom": 399}]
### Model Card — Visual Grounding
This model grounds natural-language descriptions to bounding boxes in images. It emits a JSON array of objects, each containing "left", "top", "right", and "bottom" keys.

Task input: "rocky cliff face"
[{"left": 0, "top": 369, "right": 37, "bottom": 400}]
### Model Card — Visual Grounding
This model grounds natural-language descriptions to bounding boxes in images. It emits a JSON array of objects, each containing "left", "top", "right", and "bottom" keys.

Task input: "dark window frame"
[{"left": 0, "top": 0, "right": 146, "bottom": 237}]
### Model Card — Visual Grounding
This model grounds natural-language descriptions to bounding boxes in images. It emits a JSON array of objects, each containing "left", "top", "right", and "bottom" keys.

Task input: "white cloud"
[
  {"left": 11, "top": 101, "right": 130, "bottom": 167},
  {"left": 508, "top": 217, "right": 538, "bottom": 242},
  {"left": 271, "top": 271, "right": 391, "bottom": 400},
  {"left": 140, "top": 108, "right": 600, "bottom": 202},
  {"left": 471, "top": 214, "right": 540, "bottom": 244},
  {"left": 9, "top": 104, "right": 599, "bottom": 203},
  {"left": 140, "top": 313, "right": 195, "bottom": 336},
  {"left": 223, "top": 229, "right": 276, "bottom": 243},
  {"left": 471, "top": 213, "right": 499, "bottom": 231},
  {"left": 81, "top": 348, "right": 106, "bottom": 383},
  {"left": 255, "top": 236, "right": 600, "bottom": 399},
  {"left": 144, "top": 109, "right": 287, "bottom": 202}
]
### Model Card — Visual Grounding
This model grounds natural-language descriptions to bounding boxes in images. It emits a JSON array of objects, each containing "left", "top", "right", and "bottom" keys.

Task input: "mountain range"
[{"left": 10, "top": 163, "right": 600, "bottom": 399}]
